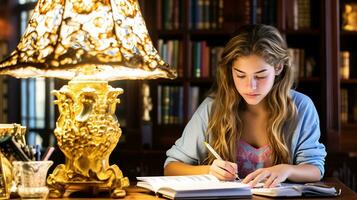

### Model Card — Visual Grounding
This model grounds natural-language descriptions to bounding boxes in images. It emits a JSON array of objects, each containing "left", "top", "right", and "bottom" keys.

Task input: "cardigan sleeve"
[
  {"left": 164, "top": 98, "right": 212, "bottom": 167},
  {"left": 291, "top": 93, "right": 327, "bottom": 179}
]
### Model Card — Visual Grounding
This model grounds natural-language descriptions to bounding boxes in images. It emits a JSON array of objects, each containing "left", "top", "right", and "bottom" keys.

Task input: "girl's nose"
[{"left": 249, "top": 77, "right": 257, "bottom": 90}]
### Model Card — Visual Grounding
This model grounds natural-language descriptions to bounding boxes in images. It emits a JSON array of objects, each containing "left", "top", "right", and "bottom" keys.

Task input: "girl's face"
[{"left": 232, "top": 55, "right": 278, "bottom": 105}]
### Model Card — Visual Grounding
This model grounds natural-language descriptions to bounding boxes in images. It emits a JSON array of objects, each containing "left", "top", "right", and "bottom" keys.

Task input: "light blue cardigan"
[{"left": 164, "top": 90, "right": 327, "bottom": 178}]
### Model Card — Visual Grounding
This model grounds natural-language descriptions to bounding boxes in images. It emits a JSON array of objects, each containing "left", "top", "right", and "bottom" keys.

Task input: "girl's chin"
[{"left": 243, "top": 97, "right": 263, "bottom": 105}]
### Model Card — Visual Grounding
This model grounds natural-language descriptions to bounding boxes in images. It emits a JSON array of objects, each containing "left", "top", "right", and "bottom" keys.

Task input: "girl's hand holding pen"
[
  {"left": 204, "top": 142, "right": 240, "bottom": 181},
  {"left": 209, "top": 159, "right": 238, "bottom": 181}
]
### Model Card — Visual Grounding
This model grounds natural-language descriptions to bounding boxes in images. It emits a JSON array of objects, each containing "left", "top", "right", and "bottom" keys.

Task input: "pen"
[
  {"left": 42, "top": 146, "right": 55, "bottom": 161},
  {"left": 35, "top": 144, "right": 41, "bottom": 161},
  {"left": 204, "top": 142, "right": 241, "bottom": 180}
]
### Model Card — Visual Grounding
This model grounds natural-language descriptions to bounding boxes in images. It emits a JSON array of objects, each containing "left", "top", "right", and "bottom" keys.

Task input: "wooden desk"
[
  {"left": 125, "top": 178, "right": 356, "bottom": 200},
  {"left": 58, "top": 177, "right": 356, "bottom": 199}
]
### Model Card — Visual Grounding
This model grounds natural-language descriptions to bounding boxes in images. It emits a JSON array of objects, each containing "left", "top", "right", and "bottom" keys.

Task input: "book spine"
[
  {"left": 293, "top": 0, "right": 298, "bottom": 30},
  {"left": 197, "top": 0, "right": 204, "bottom": 29},
  {"left": 157, "top": 85, "right": 162, "bottom": 124},
  {"left": 191, "top": 0, "right": 197, "bottom": 29},
  {"left": 178, "top": 40, "right": 184, "bottom": 77},
  {"left": 178, "top": 86, "right": 184, "bottom": 124},
  {"left": 173, "top": 0, "right": 180, "bottom": 29},
  {"left": 340, "top": 51, "right": 350, "bottom": 80},
  {"left": 353, "top": 88, "right": 357, "bottom": 122},
  {"left": 217, "top": 0, "right": 223, "bottom": 28},
  {"left": 188, "top": 86, "right": 200, "bottom": 118},
  {"left": 162, "top": 86, "right": 170, "bottom": 124},
  {"left": 210, "top": 0, "right": 217, "bottom": 29},
  {"left": 204, "top": 0, "right": 210, "bottom": 29},
  {"left": 251, "top": 0, "right": 257, "bottom": 24},
  {"left": 298, "top": 0, "right": 311, "bottom": 29},
  {"left": 188, "top": 40, "right": 193, "bottom": 78},
  {"left": 195, "top": 42, "right": 201, "bottom": 78},
  {"left": 341, "top": 88, "right": 348, "bottom": 123}
]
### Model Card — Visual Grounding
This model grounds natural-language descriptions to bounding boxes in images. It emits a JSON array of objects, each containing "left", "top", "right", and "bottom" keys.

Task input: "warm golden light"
[
  {"left": 0, "top": 0, "right": 176, "bottom": 80},
  {"left": 0, "top": 0, "right": 176, "bottom": 198}
]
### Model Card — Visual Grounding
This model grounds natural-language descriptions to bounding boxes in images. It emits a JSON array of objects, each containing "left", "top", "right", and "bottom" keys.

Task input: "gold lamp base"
[{"left": 47, "top": 80, "right": 129, "bottom": 198}]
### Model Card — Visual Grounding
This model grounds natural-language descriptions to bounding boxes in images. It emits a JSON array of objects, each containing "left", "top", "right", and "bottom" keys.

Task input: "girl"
[{"left": 164, "top": 24, "right": 326, "bottom": 188}]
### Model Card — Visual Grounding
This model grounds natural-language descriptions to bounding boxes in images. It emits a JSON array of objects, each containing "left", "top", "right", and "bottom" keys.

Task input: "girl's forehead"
[{"left": 232, "top": 55, "right": 273, "bottom": 70}]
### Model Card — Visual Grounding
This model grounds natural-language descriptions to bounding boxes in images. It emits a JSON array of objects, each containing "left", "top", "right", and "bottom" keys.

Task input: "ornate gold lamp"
[{"left": 0, "top": 0, "right": 176, "bottom": 198}]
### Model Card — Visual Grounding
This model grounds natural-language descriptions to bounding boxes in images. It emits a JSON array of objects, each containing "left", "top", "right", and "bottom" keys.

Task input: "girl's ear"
[{"left": 275, "top": 64, "right": 284, "bottom": 75}]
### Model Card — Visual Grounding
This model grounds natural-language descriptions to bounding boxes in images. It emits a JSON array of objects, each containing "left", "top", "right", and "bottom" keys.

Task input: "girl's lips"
[{"left": 245, "top": 93, "right": 260, "bottom": 97}]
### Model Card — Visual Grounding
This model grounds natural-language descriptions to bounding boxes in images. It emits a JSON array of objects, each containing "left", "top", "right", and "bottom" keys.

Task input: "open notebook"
[
  {"left": 136, "top": 174, "right": 251, "bottom": 199},
  {"left": 252, "top": 182, "right": 340, "bottom": 197}
]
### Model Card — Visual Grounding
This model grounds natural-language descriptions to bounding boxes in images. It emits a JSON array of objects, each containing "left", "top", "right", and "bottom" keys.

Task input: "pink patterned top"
[{"left": 237, "top": 140, "right": 272, "bottom": 178}]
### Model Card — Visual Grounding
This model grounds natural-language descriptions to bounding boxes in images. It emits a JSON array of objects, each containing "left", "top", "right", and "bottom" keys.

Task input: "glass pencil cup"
[{"left": 13, "top": 160, "right": 53, "bottom": 199}]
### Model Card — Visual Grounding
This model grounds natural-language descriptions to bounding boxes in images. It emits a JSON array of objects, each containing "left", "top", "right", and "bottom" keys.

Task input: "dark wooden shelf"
[
  {"left": 153, "top": 77, "right": 214, "bottom": 85},
  {"left": 340, "top": 127, "right": 357, "bottom": 153},
  {"left": 284, "top": 29, "right": 320, "bottom": 36},
  {"left": 341, "top": 123, "right": 357, "bottom": 130},
  {"left": 189, "top": 29, "right": 231, "bottom": 37},
  {"left": 188, "top": 77, "right": 214, "bottom": 84},
  {"left": 341, "top": 30, "right": 357, "bottom": 36},
  {"left": 152, "top": 78, "right": 185, "bottom": 85},
  {"left": 157, "top": 30, "right": 185, "bottom": 38},
  {"left": 115, "top": 148, "right": 166, "bottom": 155},
  {"left": 298, "top": 77, "right": 321, "bottom": 83},
  {"left": 155, "top": 124, "right": 185, "bottom": 129},
  {"left": 341, "top": 79, "right": 357, "bottom": 84}
]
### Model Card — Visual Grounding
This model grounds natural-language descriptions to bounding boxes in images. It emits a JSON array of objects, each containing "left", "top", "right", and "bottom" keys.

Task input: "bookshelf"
[
  {"left": 142, "top": 0, "right": 357, "bottom": 185},
  {"left": 340, "top": 0, "right": 357, "bottom": 152},
  {"left": 145, "top": 0, "right": 329, "bottom": 150},
  {"left": 338, "top": 3, "right": 357, "bottom": 183}
]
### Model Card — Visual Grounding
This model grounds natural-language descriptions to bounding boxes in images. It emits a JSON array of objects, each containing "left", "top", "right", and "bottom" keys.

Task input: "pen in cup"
[
  {"left": 204, "top": 142, "right": 241, "bottom": 180},
  {"left": 42, "top": 146, "right": 55, "bottom": 161},
  {"left": 35, "top": 144, "right": 41, "bottom": 161}
]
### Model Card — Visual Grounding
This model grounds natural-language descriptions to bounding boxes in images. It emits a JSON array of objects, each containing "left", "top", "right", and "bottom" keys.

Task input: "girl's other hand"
[
  {"left": 209, "top": 159, "right": 237, "bottom": 181},
  {"left": 242, "top": 164, "right": 292, "bottom": 188}
]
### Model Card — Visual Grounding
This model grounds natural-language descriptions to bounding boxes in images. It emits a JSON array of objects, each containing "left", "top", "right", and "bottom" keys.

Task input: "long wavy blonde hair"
[{"left": 205, "top": 24, "right": 297, "bottom": 166}]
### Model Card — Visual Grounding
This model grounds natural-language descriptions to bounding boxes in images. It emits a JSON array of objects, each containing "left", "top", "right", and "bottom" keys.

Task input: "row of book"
[
  {"left": 188, "top": 86, "right": 209, "bottom": 119},
  {"left": 158, "top": 39, "right": 224, "bottom": 78},
  {"left": 286, "top": 0, "right": 311, "bottom": 30},
  {"left": 158, "top": 41, "right": 324, "bottom": 80},
  {"left": 157, "top": 0, "right": 183, "bottom": 30},
  {"left": 158, "top": 0, "right": 282, "bottom": 30},
  {"left": 189, "top": 41, "right": 224, "bottom": 78},
  {"left": 157, "top": 39, "right": 184, "bottom": 77},
  {"left": 156, "top": 0, "right": 224, "bottom": 30},
  {"left": 157, "top": 85, "right": 209, "bottom": 125},
  {"left": 157, "top": 85, "right": 207, "bottom": 125},
  {"left": 341, "top": 88, "right": 357, "bottom": 123},
  {"left": 288, "top": 48, "right": 316, "bottom": 80},
  {"left": 238, "top": 0, "right": 277, "bottom": 25},
  {"left": 157, "top": 85, "right": 184, "bottom": 125},
  {"left": 188, "top": 0, "right": 224, "bottom": 30}
]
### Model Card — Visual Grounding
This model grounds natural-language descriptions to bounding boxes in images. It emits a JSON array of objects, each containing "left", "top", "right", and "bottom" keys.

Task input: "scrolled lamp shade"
[{"left": 0, "top": 0, "right": 176, "bottom": 80}]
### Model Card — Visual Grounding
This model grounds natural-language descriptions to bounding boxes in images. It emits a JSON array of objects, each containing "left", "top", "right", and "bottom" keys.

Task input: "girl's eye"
[
  {"left": 255, "top": 76, "right": 267, "bottom": 79},
  {"left": 237, "top": 75, "right": 245, "bottom": 78}
]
